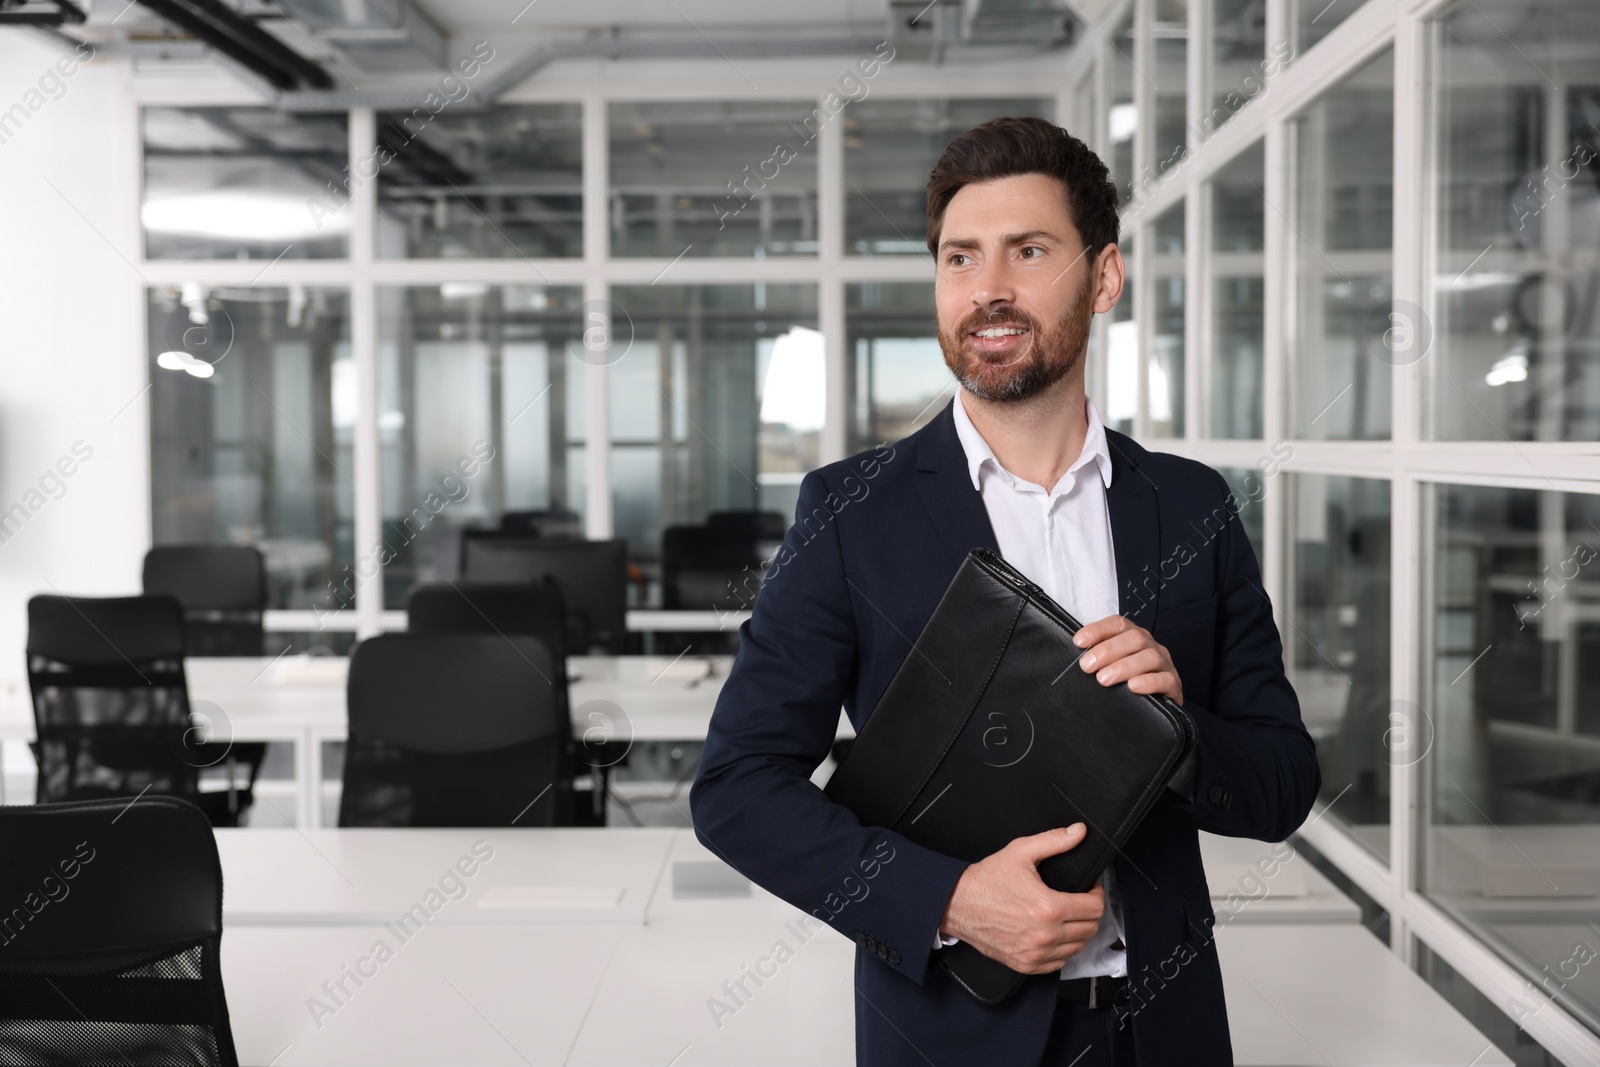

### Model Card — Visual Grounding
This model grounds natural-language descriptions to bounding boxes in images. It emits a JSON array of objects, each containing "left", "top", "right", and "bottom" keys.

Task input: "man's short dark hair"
[{"left": 925, "top": 116, "right": 1120, "bottom": 258}]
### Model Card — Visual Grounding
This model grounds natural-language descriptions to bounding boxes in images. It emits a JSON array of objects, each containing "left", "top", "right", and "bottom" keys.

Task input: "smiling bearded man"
[{"left": 693, "top": 116, "right": 1318, "bottom": 1067}]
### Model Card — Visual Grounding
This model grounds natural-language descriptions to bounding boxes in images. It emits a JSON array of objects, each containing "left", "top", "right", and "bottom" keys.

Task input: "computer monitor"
[{"left": 459, "top": 534, "right": 628, "bottom": 654}]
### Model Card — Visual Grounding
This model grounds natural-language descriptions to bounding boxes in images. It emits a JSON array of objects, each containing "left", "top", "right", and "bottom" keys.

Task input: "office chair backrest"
[
  {"left": 500, "top": 509, "right": 583, "bottom": 538},
  {"left": 661, "top": 524, "right": 769, "bottom": 610},
  {"left": 143, "top": 545, "right": 268, "bottom": 656},
  {"left": 405, "top": 580, "right": 571, "bottom": 741},
  {"left": 339, "top": 633, "right": 565, "bottom": 827},
  {"left": 405, "top": 581, "right": 569, "bottom": 665},
  {"left": 705, "top": 510, "right": 787, "bottom": 541},
  {"left": 458, "top": 534, "right": 629, "bottom": 653},
  {"left": 26, "top": 595, "right": 199, "bottom": 806},
  {"left": 0, "top": 796, "right": 238, "bottom": 1067}
]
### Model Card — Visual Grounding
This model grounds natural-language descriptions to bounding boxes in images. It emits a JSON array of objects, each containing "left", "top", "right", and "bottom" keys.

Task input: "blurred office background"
[{"left": 0, "top": 0, "right": 1597, "bottom": 1063}]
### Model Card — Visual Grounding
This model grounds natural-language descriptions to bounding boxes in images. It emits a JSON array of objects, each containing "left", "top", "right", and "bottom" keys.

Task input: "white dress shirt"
[{"left": 941, "top": 388, "right": 1128, "bottom": 980}]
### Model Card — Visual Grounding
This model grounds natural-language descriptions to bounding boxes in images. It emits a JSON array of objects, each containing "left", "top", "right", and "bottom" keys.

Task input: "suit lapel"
[
  {"left": 914, "top": 402, "right": 1000, "bottom": 568},
  {"left": 1104, "top": 430, "right": 1161, "bottom": 628}
]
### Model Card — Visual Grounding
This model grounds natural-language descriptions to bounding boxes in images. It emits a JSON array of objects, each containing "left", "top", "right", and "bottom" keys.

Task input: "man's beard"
[{"left": 937, "top": 278, "right": 1095, "bottom": 403}]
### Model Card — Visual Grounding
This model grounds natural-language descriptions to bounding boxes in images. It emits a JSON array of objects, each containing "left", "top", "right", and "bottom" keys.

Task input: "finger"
[
  {"left": 1009, "top": 823, "right": 1087, "bottom": 863},
  {"left": 1071, "top": 614, "right": 1132, "bottom": 649},
  {"left": 1078, "top": 631, "right": 1155, "bottom": 674},
  {"left": 1056, "top": 920, "right": 1101, "bottom": 941},
  {"left": 1090, "top": 647, "right": 1169, "bottom": 686},
  {"left": 1127, "top": 671, "right": 1182, "bottom": 700}
]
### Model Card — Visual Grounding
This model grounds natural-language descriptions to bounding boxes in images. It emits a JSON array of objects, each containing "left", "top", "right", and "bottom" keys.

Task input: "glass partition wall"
[{"left": 1077, "top": 0, "right": 1600, "bottom": 1062}]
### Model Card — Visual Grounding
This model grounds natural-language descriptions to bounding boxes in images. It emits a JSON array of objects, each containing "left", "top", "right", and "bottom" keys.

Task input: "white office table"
[
  {"left": 1198, "top": 832, "right": 1362, "bottom": 925},
  {"left": 223, "top": 923, "right": 623, "bottom": 1067},
  {"left": 222, "top": 847, "right": 1505, "bottom": 1067},
  {"left": 216, "top": 828, "right": 676, "bottom": 927},
  {"left": 1218, "top": 924, "right": 1513, "bottom": 1066},
  {"left": 210, "top": 825, "right": 1364, "bottom": 932}
]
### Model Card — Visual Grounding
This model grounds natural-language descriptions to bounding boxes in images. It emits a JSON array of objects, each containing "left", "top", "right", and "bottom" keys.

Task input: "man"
[{"left": 691, "top": 117, "right": 1319, "bottom": 1067}]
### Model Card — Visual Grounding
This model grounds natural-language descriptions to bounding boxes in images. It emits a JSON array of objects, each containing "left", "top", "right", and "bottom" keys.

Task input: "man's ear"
[{"left": 1091, "top": 245, "right": 1125, "bottom": 314}]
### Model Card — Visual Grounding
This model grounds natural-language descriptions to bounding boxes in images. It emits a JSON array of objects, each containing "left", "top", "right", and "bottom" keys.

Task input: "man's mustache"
[{"left": 959, "top": 306, "right": 1037, "bottom": 335}]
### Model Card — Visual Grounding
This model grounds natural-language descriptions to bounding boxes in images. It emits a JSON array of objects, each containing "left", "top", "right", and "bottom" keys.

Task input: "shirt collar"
[{"left": 951, "top": 388, "right": 1115, "bottom": 494}]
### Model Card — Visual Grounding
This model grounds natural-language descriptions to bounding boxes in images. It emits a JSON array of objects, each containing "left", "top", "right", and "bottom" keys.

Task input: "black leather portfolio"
[{"left": 824, "top": 548, "right": 1197, "bottom": 1005}]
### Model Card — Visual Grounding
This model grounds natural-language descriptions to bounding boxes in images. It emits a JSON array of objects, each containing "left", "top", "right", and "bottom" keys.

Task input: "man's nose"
[{"left": 969, "top": 260, "right": 1018, "bottom": 309}]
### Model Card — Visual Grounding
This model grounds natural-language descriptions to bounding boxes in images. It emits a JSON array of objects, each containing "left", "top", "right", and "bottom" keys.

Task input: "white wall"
[{"left": 0, "top": 33, "right": 148, "bottom": 677}]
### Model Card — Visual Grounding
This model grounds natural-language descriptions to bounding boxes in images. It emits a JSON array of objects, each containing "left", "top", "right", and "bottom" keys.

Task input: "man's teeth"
[{"left": 974, "top": 327, "right": 1027, "bottom": 338}]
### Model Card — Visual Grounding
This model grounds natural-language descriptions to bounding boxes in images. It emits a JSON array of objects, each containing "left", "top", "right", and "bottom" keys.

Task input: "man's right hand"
[{"left": 937, "top": 824, "right": 1104, "bottom": 974}]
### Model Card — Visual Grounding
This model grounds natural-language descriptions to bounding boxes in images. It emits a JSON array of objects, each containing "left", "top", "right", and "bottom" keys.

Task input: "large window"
[
  {"left": 1210, "top": 140, "right": 1265, "bottom": 439},
  {"left": 375, "top": 104, "right": 583, "bottom": 259},
  {"left": 1427, "top": 1, "right": 1600, "bottom": 441},
  {"left": 844, "top": 97, "right": 1053, "bottom": 256},
  {"left": 1290, "top": 48, "right": 1394, "bottom": 440},
  {"left": 1290, "top": 474, "right": 1393, "bottom": 861},
  {"left": 1154, "top": 0, "right": 1188, "bottom": 174},
  {"left": 377, "top": 285, "right": 588, "bottom": 606},
  {"left": 845, "top": 282, "right": 948, "bottom": 454},
  {"left": 1149, "top": 200, "right": 1185, "bottom": 437},
  {"left": 607, "top": 284, "right": 819, "bottom": 606},
  {"left": 148, "top": 286, "right": 352, "bottom": 612},
  {"left": 1425, "top": 484, "right": 1600, "bottom": 1035},
  {"left": 609, "top": 101, "right": 820, "bottom": 259},
  {"left": 142, "top": 108, "right": 348, "bottom": 261}
]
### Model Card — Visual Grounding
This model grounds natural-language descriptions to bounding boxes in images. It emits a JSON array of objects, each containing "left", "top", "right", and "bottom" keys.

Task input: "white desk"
[
  {"left": 211, "top": 826, "right": 1370, "bottom": 934},
  {"left": 220, "top": 849, "right": 1506, "bottom": 1067},
  {"left": 216, "top": 828, "right": 676, "bottom": 927},
  {"left": 1199, "top": 833, "right": 1362, "bottom": 925},
  {"left": 1218, "top": 925, "right": 1513, "bottom": 1066},
  {"left": 223, "top": 923, "right": 622, "bottom": 1067}
]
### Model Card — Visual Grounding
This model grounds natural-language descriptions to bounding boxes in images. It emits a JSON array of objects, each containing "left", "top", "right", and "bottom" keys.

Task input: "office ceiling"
[
  {"left": 21, "top": 0, "right": 1082, "bottom": 107},
  {"left": 416, "top": 0, "right": 894, "bottom": 32}
]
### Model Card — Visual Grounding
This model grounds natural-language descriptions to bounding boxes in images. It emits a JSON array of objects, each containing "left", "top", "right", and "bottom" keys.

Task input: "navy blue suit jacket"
[{"left": 691, "top": 401, "right": 1319, "bottom": 1066}]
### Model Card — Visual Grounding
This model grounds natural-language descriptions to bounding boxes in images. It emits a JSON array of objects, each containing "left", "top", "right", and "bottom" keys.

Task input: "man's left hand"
[{"left": 1074, "top": 616, "right": 1183, "bottom": 706}]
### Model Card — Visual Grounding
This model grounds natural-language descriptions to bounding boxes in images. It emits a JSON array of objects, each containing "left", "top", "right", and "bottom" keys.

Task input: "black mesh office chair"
[
  {"left": 406, "top": 582, "right": 586, "bottom": 823},
  {"left": 0, "top": 796, "right": 238, "bottom": 1066},
  {"left": 142, "top": 544, "right": 270, "bottom": 824},
  {"left": 338, "top": 633, "right": 566, "bottom": 827},
  {"left": 27, "top": 594, "right": 201, "bottom": 803}
]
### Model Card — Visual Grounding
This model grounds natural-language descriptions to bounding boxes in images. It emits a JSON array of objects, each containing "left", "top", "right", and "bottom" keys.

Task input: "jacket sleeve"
[
  {"left": 690, "top": 470, "right": 970, "bottom": 984},
  {"left": 1166, "top": 470, "right": 1322, "bottom": 842}
]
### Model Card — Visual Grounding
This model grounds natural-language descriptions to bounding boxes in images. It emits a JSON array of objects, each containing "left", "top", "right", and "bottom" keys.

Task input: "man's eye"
[
  {"left": 1021, "top": 246, "right": 1042, "bottom": 259},
  {"left": 948, "top": 254, "right": 970, "bottom": 267}
]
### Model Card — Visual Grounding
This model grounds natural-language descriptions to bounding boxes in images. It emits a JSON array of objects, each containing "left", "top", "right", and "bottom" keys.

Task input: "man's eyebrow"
[{"left": 937, "top": 229, "right": 1063, "bottom": 253}]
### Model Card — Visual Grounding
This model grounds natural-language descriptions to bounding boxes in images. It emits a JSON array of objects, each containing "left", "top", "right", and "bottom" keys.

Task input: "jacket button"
[
  {"left": 1207, "top": 785, "right": 1232, "bottom": 808},
  {"left": 887, "top": 949, "right": 902, "bottom": 965}
]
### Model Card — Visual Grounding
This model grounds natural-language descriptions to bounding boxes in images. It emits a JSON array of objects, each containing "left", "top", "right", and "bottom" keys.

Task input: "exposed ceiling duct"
[
  {"left": 962, "top": 0, "right": 1074, "bottom": 46},
  {"left": 0, "top": 0, "right": 86, "bottom": 25},
  {"left": 133, "top": 0, "right": 332, "bottom": 89},
  {"left": 887, "top": 0, "right": 1072, "bottom": 62},
  {"left": 267, "top": 0, "right": 446, "bottom": 73}
]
